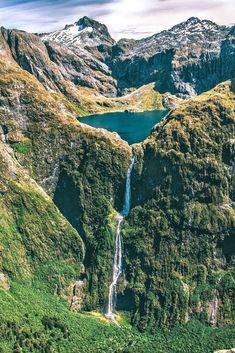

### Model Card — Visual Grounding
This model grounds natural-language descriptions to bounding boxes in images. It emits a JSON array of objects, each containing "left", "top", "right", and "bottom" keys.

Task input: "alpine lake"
[{"left": 81, "top": 110, "right": 168, "bottom": 144}]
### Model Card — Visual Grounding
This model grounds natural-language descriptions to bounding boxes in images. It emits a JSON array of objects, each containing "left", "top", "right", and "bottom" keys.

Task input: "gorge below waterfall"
[{"left": 106, "top": 155, "right": 135, "bottom": 320}]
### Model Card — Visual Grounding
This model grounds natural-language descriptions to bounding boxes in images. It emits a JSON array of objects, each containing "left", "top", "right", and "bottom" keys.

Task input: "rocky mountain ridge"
[
  {"left": 0, "top": 24, "right": 181, "bottom": 114},
  {"left": 1, "top": 16, "right": 233, "bottom": 108},
  {"left": 111, "top": 18, "right": 235, "bottom": 96},
  {"left": 115, "top": 17, "right": 229, "bottom": 58},
  {"left": 40, "top": 16, "right": 235, "bottom": 98}
]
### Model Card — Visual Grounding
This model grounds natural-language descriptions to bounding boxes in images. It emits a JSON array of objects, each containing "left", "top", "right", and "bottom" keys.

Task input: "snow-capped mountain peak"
[
  {"left": 42, "top": 16, "right": 115, "bottom": 48},
  {"left": 116, "top": 17, "right": 230, "bottom": 58}
]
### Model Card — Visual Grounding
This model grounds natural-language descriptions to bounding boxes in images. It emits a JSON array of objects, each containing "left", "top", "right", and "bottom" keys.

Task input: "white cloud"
[{"left": 100, "top": 0, "right": 235, "bottom": 38}]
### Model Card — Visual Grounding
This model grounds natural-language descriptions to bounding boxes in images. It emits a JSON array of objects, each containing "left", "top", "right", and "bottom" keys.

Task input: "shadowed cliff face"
[
  {"left": 122, "top": 81, "right": 235, "bottom": 331},
  {"left": 111, "top": 23, "right": 235, "bottom": 98}
]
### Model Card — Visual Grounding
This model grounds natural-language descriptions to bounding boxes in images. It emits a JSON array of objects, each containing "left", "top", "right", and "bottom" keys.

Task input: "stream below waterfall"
[{"left": 106, "top": 155, "right": 135, "bottom": 320}]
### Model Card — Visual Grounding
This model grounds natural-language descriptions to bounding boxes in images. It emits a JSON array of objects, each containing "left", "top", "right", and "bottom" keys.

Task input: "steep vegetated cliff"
[
  {"left": 122, "top": 81, "right": 235, "bottom": 331},
  {"left": 1, "top": 44, "right": 234, "bottom": 332},
  {"left": 0, "top": 56, "right": 132, "bottom": 309},
  {"left": 0, "top": 15, "right": 235, "bottom": 352},
  {"left": 0, "top": 140, "right": 84, "bottom": 293},
  {"left": 0, "top": 76, "right": 234, "bottom": 351}
]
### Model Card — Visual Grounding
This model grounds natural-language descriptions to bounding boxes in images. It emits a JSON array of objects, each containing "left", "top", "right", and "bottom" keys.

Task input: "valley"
[{"left": 0, "top": 13, "right": 234, "bottom": 353}]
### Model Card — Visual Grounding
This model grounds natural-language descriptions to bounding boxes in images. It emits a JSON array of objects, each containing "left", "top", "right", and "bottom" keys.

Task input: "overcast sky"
[{"left": 0, "top": 0, "right": 234, "bottom": 39}]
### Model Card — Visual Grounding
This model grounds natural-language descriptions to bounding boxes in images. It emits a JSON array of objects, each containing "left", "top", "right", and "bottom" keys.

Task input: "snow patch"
[{"left": 42, "top": 24, "right": 93, "bottom": 47}]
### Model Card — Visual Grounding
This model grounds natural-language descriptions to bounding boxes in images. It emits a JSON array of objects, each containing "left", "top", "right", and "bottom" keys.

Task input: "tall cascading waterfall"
[{"left": 106, "top": 155, "right": 135, "bottom": 320}]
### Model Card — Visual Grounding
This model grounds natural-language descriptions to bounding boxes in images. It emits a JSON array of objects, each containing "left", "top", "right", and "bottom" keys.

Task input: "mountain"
[
  {"left": 42, "top": 16, "right": 115, "bottom": 48},
  {"left": 40, "top": 16, "right": 235, "bottom": 98},
  {"left": 111, "top": 17, "right": 234, "bottom": 96},
  {"left": 116, "top": 17, "right": 229, "bottom": 57},
  {"left": 1, "top": 17, "right": 234, "bottom": 106},
  {"left": 0, "top": 24, "right": 118, "bottom": 101},
  {"left": 0, "top": 24, "right": 178, "bottom": 114}
]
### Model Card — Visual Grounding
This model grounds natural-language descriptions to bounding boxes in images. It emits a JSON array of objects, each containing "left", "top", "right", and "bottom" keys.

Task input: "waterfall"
[
  {"left": 122, "top": 156, "right": 135, "bottom": 217},
  {"left": 106, "top": 155, "right": 135, "bottom": 320},
  {"left": 106, "top": 214, "right": 123, "bottom": 320}
]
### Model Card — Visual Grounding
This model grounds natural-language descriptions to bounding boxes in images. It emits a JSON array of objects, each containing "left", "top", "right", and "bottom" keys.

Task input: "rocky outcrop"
[{"left": 0, "top": 273, "right": 10, "bottom": 290}]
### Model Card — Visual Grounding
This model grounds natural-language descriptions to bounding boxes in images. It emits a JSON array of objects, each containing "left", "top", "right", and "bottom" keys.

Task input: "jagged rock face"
[
  {"left": 44, "top": 40, "right": 117, "bottom": 96},
  {"left": 111, "top": 18, "right": 234, "bottom": 97},
  {"left": 122, "top": 81, "right": 235, "bottom": 331},
  {"left": 40, "top": 16, "right": 118, "bottom": 96},
  {"left": 0, "top": 27, "right": 64, "bottom": 91},
  {"left": 220, "top": 27, "right": 235, "bottom": 81},
  {"left": 0, "top": 26, "right": 117, "bottom": 99}
]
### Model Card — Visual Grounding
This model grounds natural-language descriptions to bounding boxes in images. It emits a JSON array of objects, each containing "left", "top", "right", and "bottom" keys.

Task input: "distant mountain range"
[
  {"left": 0, "top": 16, "right": 234, "bottom": 109},
  {"left": 41, "top": 16, "right": 235, "bottom": 98}
]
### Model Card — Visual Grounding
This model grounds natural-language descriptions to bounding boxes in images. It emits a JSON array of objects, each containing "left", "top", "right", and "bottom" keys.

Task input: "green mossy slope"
[
  {"left": 0, "top": 59, "right": 131, "bottom": 308},
  {"left": 0, "top": 141, "right": 84, "bottom": 296},
  {"left": 123, "top": 81, "right": 235, "bottom": 331},
  {"left": 0, "top": 280, "right": 235, "bottom": 353}
]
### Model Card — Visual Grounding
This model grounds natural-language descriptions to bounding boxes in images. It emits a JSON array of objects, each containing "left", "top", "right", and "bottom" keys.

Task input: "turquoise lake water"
[{"left": 81, "top": 110, "right": 167, "bottom": 144}]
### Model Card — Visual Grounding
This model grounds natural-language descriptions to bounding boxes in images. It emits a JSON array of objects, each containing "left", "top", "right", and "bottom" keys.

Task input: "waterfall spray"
[{"left": 106, "top": 155, "right": 135, "bottom": 320}]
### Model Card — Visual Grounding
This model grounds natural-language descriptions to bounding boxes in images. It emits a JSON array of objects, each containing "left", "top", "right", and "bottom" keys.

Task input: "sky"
[{"left": 0, "top": 0, "right": 234, "bottom": 39}]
